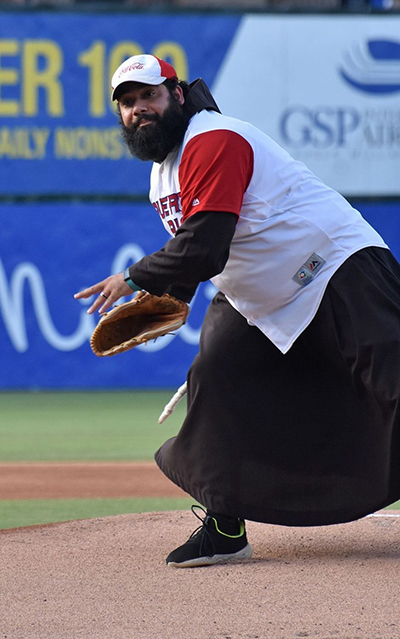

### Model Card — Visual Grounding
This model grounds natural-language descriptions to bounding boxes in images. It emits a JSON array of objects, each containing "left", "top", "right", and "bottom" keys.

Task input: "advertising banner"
[
  {"left": 1, "top": 199, "right": 399, "bottom": 389},
  {"left": 213, "top": 15, "right": 400, "bottom": 196},
  {"left": 0, "top": 11, "right": 240, "bottom": 195},
  {"left": 1, "top": 10, "right": 399, "bottom": 389},
  {"left": 0, "top": 201, "right": 215, "bottom": 388},
  {"left": 1, "top": 12, "right": 399, "bottom": 196}
]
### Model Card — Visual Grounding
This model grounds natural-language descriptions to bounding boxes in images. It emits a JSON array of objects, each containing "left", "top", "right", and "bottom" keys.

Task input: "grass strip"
[
  {"left": 0, "top": 498, "right": 398, "bottom": 531},
  {"left": 0, "top": 497, "right": 199, "bottom": 530},
  {"left": 0, "top": 391, "right": 186, "bottom": 461}
]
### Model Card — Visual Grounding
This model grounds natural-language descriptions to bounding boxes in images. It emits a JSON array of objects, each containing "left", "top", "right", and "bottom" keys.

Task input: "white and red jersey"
[{"left": 149, "top": 109, "right": 387, "bottom": 353}]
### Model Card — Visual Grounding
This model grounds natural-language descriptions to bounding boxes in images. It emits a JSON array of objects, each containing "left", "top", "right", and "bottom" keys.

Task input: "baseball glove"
[{"left": 90, "top": 292, "right": 190, "bottom": 357}]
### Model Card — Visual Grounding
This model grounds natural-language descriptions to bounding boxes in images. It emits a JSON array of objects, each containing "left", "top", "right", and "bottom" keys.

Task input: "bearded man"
[{"left": 75, "top": 54, "right": 400, "bottom": 569}]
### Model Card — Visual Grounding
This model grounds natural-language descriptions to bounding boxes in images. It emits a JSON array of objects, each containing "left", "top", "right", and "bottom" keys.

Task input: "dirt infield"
[
  {"left": 1, "top": 462, "right": 400, "bottom": 638},
  {"left": 1, "top": 510, "right": 399, "bottom": 639},
  {"left": 0, "top": 461, "right": 186, "bottom": 499}
]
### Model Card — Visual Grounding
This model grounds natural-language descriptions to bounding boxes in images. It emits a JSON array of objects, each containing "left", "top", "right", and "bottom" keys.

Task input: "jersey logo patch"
[
  {"left": 192, "top": 198, "right": 200, "bottom": 207},
  {"left": 292, "top": 253, "right": 326, "bottom": 287}
]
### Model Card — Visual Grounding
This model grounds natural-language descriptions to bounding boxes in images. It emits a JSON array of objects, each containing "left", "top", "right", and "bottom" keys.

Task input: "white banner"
[{"left": 213, "top": 15, "right": 400, "bottom": 196}]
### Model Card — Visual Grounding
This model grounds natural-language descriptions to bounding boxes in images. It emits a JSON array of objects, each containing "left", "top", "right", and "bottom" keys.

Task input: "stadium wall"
[{"left": 1, "top": 10, "right": 399, "bottom": 388}]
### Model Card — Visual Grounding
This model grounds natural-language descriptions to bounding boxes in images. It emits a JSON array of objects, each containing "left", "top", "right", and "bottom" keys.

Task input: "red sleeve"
[{"left": 178, "top": 129, "right": 254, "bottom": 222}]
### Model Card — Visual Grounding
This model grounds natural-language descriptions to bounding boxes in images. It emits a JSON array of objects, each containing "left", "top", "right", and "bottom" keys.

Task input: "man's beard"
[{"left": 119, "top": 96, "right": 190, "bottom": 163}]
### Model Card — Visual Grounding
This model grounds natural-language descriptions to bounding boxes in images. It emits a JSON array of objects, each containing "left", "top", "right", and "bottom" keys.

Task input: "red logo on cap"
[{"left": 119, "top": 62, "right": 145, "bottom": 77}]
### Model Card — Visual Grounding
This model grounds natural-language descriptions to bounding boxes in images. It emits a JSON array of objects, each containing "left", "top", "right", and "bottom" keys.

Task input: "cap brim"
[{"left": 112, "top": 76, "right": 166, "bottom": 101}]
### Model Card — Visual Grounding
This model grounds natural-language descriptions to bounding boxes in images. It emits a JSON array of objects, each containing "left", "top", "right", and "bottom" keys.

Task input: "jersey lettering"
[
  {"left": 152, "top": 192, "right": 181, "bottom": 219},
  {"left": 167, "top": 218, "right": 181, "bottom": 234},
  {"left": 152, "top": 192, "right": 182, "bottom": 236}
]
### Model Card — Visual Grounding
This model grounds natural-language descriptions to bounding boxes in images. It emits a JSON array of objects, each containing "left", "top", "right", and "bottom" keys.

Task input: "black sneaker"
[{"left": 166, "top": 505, "right": 253, "bottom": 568}]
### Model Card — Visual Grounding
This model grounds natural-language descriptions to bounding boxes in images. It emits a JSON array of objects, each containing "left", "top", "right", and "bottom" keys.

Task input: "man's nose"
[{"left": 132, "top": 99, "right": 148, "bottom": 116}]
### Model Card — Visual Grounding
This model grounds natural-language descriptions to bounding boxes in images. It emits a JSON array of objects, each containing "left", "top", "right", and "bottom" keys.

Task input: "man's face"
[{"left": 117, "top": 82, "right": 189, "bottom": 163}]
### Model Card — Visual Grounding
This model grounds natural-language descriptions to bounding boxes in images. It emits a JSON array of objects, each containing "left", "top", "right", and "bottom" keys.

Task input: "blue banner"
[
  {"left": 354, "top": 200, "right": 400, "bottom": 254},
  {"left": 1, "top": 199, "right": 399, "bottom": 390},
  {"left": 0, "top": 201, "right": 216, "bottom": 389},
  {"left": 0, "top": 11, "right": 240, "bottom": 195}
]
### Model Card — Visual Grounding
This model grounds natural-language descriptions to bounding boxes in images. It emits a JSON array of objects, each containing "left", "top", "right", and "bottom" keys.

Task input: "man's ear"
[{"left": 173, "top": 85, "right": 185, "bottom": 105}]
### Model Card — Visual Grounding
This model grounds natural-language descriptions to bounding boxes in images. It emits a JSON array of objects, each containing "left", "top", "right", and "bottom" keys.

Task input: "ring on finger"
[{"left": 99, "top": 292, "right": 108, "bottom": 299}]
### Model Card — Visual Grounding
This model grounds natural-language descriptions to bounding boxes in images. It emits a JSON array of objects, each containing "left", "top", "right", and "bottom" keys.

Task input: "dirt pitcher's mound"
[{"left": 1, "top": 510, "right": 399, "bottom": 639}]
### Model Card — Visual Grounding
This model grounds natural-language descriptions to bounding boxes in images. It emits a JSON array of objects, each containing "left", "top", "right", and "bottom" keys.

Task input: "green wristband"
[{"left": 123, "top": 268, "right": 142, "bottom": 292}]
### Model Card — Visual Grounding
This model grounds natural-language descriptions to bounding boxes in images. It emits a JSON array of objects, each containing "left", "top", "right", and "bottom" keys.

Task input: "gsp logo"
[
  {"left": 280, "top": 106, "right": 360, "bottom": 149},
  {"left": 339, "top": 39, "right": 400, "bottom": 95}
]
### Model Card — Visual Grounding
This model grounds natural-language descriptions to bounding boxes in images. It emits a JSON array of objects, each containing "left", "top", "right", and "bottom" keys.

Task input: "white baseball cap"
[{"left": 111, "top": 54, "right": 178, "bottom": 100}]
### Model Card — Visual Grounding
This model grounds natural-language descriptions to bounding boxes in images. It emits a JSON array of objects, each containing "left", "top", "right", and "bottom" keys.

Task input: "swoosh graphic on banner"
[{"left": 340, "top": 39, "right": 400, "bottom": 94}]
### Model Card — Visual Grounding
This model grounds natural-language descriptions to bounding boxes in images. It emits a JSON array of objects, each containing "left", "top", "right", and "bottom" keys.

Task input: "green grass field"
[
  {"left": 0, "top": 390, "right": 194, "bottom": 529},
  {"left": 1, "top": 390, "right": 398, "bottom": 530},
  {"left": 0, "top": 391, "right": 186, "bottom": 461}
]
